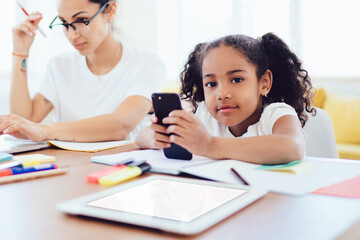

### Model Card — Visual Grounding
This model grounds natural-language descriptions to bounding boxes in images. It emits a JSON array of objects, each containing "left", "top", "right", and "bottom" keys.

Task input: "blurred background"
[{"left": 1, "top": 0, "right": 360, "bottom": 115}]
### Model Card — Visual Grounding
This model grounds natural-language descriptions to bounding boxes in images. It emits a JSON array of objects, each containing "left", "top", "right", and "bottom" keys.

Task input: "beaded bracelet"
[{"left": 12, "top": 52, "right": 29, "bottom": 58}]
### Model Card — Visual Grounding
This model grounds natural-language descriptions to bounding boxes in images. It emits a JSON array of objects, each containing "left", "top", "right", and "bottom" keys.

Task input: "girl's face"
[
  {"left": 202, "top": 46, "right": 271, "bottom": 135},
  {"left": 57, "top": 0, "right": 112, "bottom": 55}
]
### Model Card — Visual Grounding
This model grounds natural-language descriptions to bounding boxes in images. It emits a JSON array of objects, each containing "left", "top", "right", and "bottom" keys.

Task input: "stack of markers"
[
  {"left": 87, "top": 161, "right": 151, "bottom": 187},
  {"left": 0, "top": 153, "right": 65, "bottom": 184}
]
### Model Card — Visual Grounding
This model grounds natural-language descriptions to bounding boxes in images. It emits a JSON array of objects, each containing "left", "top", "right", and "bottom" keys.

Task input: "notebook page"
[
  {"left": 91, "top": 149, "right": 214, "bottom": 175},
  {"left": 47, "top": 140, "right": 134, "bottom": 152}
]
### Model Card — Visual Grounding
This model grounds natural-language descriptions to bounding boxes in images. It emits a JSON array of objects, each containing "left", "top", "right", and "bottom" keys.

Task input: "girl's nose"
[{"left": 216, "top": 84, "right": 232, "bottom": 100}]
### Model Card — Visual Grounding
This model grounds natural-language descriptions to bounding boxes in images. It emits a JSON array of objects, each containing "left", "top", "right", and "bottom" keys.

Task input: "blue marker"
[{"left": 0, "top": 163, "right": 58, "bottom": 176}]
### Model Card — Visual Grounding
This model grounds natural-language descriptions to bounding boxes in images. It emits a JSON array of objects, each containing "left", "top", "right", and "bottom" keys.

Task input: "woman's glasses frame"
[{"left": 48, "top": 2, "right": 109, "bottom": 34}]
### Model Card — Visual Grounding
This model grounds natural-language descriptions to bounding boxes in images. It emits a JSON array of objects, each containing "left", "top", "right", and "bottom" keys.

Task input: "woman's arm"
[
  {"left": 163, "top": 111, "right": 305, "bottom": 165},
  {"left": 1, "top": 95, "right": 152, "bottom": 142},
  {"left": 11, "top": 13, "right": 53, "bottom": 123}
]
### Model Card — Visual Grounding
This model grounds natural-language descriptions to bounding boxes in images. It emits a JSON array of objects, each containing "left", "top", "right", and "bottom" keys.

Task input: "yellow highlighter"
[
  {"left": 13, "top": 154, "right": 56, "bottom": 167},
  {"left": 98, "top": 162, "right": 151, "bottom": 187}
]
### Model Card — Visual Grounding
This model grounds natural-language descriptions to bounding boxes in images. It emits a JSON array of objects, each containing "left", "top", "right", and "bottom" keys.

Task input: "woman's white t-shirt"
[
  {"left": 195, "top": 101, "right": 306, "bottom": 138},
  {"left": 38, "top": 42, "right": 166, "bottom": 140}
]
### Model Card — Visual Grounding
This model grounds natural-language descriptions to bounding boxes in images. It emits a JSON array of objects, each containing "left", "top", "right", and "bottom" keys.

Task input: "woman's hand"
[
  {"left": 0, "top": 114, "right": 47, "bottom": 142},
  {"left": 163, "top": 110, "right": 213, "bottom": 156},
  {"left": 12, "top": 12, "right": 43, "bottom": 55}
]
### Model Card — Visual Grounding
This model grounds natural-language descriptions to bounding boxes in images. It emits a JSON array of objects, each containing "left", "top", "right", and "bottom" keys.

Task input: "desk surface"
[{"left": 1, "top": 146, "right": 360, "bottom": 240}]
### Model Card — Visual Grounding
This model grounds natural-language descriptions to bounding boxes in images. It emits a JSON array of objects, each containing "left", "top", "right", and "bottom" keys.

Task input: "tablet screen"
[{"left": 87, "top": 179, "right": 246, "bottom": 222}]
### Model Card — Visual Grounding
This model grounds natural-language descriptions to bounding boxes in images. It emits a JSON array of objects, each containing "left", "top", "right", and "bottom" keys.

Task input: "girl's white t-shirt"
[
  {"left": 195, "top": 101, "right": 306, "bottom": 138},
  {"left": 38, "top": 42, "right": 166, "bottom": 140}
]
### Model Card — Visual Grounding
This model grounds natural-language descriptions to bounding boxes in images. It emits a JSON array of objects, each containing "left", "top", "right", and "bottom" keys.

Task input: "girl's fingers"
[
  {"left": 150, "top": 123, "right": 167, "bottom": 133},
  {"left": 169, "top": 110, "right": 195, "bottom": 122},
  {"left": 166, "top": 124, "right": 187, "bottom": 136},
  {"left": 154, "top": 132, "right": 170, "bottom": 143},
  {"left": 151, "top": 115, "right": 158, "bottom": 123},
  {"left": 169, "top": 134, "right": 188, "bottom": 149},
  {"left": 154, "top": 140, "right": 171, "bottom": 149}
]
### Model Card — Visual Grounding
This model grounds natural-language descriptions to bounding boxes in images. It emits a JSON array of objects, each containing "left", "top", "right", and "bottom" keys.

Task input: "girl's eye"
[
  {"left": 205, "top": 82, "right": 217, "bottom": 88},
  {"left": 232, "top": 78, "right": 243, "bottom": 83}
]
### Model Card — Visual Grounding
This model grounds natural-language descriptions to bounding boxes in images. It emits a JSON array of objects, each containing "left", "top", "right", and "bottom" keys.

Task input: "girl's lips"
[{"left": 217, "top": 105, "right": 238, "bottom": 113}]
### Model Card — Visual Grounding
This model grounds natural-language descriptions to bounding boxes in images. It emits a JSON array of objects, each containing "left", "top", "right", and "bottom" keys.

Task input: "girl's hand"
[
  {"left": 0, "top": 114, "right": 47, "bottom": 142},
  {"left": 12, "top": 12, "right": 43, "bottom": 55},
  {"left": 163, "top": 110, "right": 213, "bottom": 156},
  {"left": 149, "top": 116, "right": 171, "bottom": 149}
]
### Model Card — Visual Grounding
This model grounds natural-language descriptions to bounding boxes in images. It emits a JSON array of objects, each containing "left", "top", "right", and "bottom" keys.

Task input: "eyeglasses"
[{"left": 49, "top": 2, "right": 109, "bottom": 36}]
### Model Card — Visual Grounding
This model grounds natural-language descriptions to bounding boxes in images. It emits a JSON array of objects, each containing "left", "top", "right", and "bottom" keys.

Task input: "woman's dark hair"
[
  {"left": 89, "top": 0, "right": 111, "bottom": 5},
  {"left": 89, "top": 0, "right": 115, "bottom": 10},
  {"left": 180, "top": 33, "right": 315, "bottom": 127}
]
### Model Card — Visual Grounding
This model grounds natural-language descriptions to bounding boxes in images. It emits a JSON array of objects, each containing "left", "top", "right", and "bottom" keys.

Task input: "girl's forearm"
[{"left": 206, "top": 135, "right": 304, "bottom": 165}]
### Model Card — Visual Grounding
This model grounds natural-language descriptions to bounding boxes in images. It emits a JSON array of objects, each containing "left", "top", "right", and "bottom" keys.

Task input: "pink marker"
[{"left": 86, "top": 165, "right": 127, "bottom": 184}]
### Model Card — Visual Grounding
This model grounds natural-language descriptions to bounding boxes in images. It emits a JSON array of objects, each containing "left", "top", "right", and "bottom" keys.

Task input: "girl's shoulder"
[
  {"left": 251, "top": 102, "right": 298, "bottom": 136},
  {"left": 261, "top": 102, "right": 298, "bottom": 124},
  {"left": 263, "top": 102, "right": 297, "bottom": 116}
]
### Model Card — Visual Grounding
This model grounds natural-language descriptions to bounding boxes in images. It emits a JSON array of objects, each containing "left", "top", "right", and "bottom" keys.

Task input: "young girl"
[
  {"left": 136, "top": 33, "right": 315, "bottom": 165},
  {"left": 0, "top": 0, "right": 165, "bottom": 142}
]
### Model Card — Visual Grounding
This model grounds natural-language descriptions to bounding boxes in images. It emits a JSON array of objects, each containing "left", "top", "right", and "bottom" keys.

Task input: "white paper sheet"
[{"left": 91, "top": 149, "right": 214, "bottom": 175}]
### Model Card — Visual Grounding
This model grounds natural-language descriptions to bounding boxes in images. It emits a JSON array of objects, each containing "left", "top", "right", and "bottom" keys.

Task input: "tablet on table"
[{"left": 57, "top": 175, "right": 267, "bottom": 235}]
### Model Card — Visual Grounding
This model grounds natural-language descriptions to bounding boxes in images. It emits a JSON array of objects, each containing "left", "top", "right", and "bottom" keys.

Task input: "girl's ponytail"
[
  {"left": 260, "top": 33, "right": 315, "bottom": 126},
  {"left": 180, "top": 43, "right": 206, "bottom": 109}
]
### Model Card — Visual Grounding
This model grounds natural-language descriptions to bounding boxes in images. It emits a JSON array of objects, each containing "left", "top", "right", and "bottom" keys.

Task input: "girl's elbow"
[{"left": 289, "top": 140, "right": 305, "bottom": 161}]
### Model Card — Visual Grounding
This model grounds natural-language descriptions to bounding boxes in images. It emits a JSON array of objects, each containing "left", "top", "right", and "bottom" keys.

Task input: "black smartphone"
[{"left": 151, "top": 93, "right": 193, "bottom": 160}]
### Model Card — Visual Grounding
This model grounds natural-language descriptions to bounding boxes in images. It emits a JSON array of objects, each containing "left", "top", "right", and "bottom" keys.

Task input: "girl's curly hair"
[{"left": 180, "top": 33, "right": 315, "bottom": 127}]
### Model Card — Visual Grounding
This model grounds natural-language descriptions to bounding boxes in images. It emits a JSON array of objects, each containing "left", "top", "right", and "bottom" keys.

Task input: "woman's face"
[{"left": 57, "top": 0, "right": 111, "bottom": 55}]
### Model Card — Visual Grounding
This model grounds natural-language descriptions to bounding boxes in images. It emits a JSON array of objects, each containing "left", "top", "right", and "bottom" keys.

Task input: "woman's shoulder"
[{"left": 122, "top": 42, "right": 164, "bottom": 64}]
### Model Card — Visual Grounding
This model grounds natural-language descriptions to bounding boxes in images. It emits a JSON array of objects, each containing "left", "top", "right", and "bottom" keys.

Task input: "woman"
[{"left": 2, "top": 0, "right": 165, "bottom": 142}]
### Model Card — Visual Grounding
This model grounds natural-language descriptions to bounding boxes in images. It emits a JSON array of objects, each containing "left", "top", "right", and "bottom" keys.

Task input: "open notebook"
[
  {"left": 91, "top": 150, "right": 360, "bottom": 196},
  {"left": 0, "top": 135, "right": 134, "bottom": 153}
]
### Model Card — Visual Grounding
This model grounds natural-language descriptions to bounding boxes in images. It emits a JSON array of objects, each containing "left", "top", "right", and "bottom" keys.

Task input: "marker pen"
[
  {"left": 14, "top": 154, "right": 56, "bottom": 167},
  {"left": 86, "top": 165, "right": 127, "bottom": 184},
  {"left": 0, "top": 160, "right": 21, "bottom": 171},
  {"left": 0, "top": 163, "right": 58, "bottom": 177},
  {"left": 99, "top": 162, "right": 151, "bottom": 187}
]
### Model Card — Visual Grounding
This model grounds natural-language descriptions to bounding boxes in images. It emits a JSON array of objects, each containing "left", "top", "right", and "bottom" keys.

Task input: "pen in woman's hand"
[{"left": 16, "top": 2, "right": 47, "bottom": 38}]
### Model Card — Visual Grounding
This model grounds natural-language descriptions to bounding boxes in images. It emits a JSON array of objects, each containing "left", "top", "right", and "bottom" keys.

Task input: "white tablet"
[{"left": 57, "top": 175, "right": 267, "bottom": 235}]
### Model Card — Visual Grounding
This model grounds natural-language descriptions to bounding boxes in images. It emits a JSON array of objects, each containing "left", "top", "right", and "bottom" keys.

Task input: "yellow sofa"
[{"left": 314, "top": 88, "right": 360, "bottom": 160}]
